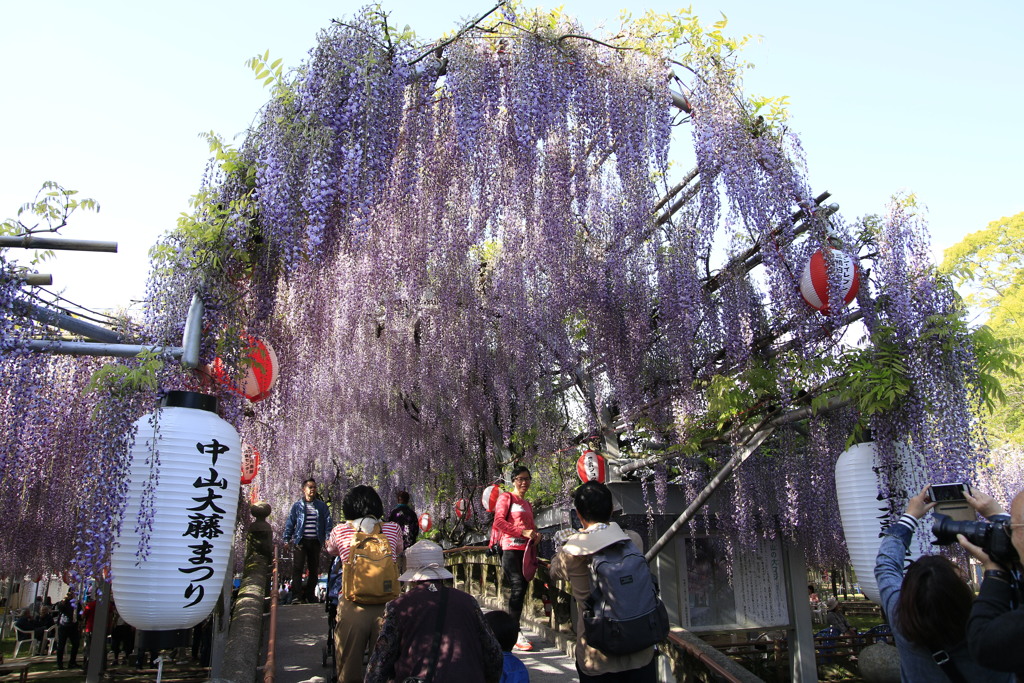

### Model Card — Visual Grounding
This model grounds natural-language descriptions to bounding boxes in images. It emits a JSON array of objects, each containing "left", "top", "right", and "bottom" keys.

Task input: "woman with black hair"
[
  {"left": 874, "top": 485, "right": 1011, "bottom": 682},
  {"left": 326, "top": 485, "right": 404, "bottom": 683},
  {"left": 491, "top": 465, "right": 541, "bottom": 651}
]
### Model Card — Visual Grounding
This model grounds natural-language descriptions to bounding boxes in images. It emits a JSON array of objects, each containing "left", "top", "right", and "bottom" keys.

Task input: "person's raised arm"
[{"left": 875, "top": 485, "right": 935, "bottom": 614}]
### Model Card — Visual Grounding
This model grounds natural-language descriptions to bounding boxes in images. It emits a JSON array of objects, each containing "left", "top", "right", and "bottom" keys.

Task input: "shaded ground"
[
  {"left": 0, "top": 603, "right": 579, "bottom": 682},
  {"left": 272, "top": 603, "right": 579, "bottom": 683}
]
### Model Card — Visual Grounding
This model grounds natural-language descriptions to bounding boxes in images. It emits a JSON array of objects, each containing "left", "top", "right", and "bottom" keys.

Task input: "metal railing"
[{"left": 442, "top": 546, "right": 760, "bottom": 683}]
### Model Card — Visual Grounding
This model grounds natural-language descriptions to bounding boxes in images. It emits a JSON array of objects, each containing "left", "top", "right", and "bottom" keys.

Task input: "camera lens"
[{"left": 931, "top": 513, "right": 988, "bottom": 547}]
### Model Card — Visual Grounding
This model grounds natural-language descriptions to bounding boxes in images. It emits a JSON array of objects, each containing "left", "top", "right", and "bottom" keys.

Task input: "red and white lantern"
[
  {"left": 577, "top": 449, "right": 607, "bottom": 483},
  {"left": 799, "top": 248, "right": 860, "bottom": 314},
  {"left": 240, "top": 443, "right": 260, "bottom": 485},
  {"left": 454, "top": 498, "right": 471, "bottom": 520},
  {"left": 418, "top": 512, "right": 433, "bottom": 533},
  {"left": 481, "top": 484, "right": 501, "bottom": 513},
  {"left": 207, "top": 336, "right": 279, "bottom": 402}
]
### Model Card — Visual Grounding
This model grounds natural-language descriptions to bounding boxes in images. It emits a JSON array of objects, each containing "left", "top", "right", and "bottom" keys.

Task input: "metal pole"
[
  {"left": 18, "top": 273, "right": 52, "bottom": 286},
  {"left": 645, "top": 427, "right": 776, "bottom": 562},
  {"left": 264, "top": 547, "right": 280, "bottom": 683},
  {"left": 0, "top": 235, "right": 117, "bottom": 252},
  {"left": 180, "top": 294, "right": 203, "bottom": 369},
  {"left": 24, "top": 340, "right": 183, "bottom": 359},
  {"left": 14, "top": 301, "right": 124, "bottom": 344},
  {"left": 21, "top": 292, "right": 202, "bottom": 369}
]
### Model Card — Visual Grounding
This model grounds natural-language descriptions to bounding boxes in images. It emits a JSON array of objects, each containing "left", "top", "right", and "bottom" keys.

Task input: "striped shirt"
[
  {"left": 302, "top": 503, "right": 319, "bottom": 538},
  {"left": 326, "top": 519, "right": 404, "bottom": 561}
]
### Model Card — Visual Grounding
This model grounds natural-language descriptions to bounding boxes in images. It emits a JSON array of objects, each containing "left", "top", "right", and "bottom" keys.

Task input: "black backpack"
[{"left": 583, "top": 539, "right": 670, "bottom": 655}]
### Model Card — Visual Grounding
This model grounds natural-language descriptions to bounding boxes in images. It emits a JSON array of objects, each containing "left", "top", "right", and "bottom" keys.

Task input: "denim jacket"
[
  {"left": 874, "top": 521, "right": 1012, "bottom": 683},
  {"left": 284, "top": 498, "right": 332, "bottom": 544}
]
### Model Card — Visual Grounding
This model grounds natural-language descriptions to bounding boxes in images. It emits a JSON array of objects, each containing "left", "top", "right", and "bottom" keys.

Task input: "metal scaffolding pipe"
[
  {"left": 645, "top": 426, "right": 776, "bottom": 561},
  {"left": 18, "top": 273, "right": 52, "bottom": 286},
  {"left": 180, "top": 293, "right": 203, "bottom": 369},
  {"left": 0, "top": 235, "right": 118, "bottom": 252},
  {"left": 24, "top": 340, "right": 183, "bottom": 359},
  {"left": 14, "top": 300, "right": 124, "bottom": 344}
]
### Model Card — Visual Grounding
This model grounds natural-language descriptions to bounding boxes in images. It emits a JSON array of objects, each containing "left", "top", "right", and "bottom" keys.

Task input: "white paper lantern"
[
  {"left": 834, "top": 441, "right": 920, "bottom": 604},
  {"left": 112, "top": 391, "right": 241, "bottom": 630}
]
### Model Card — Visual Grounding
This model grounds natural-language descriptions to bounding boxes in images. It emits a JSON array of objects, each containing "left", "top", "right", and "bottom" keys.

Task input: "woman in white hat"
[{"left": 364, "top": 540, "right": 504, "bottom": 683}]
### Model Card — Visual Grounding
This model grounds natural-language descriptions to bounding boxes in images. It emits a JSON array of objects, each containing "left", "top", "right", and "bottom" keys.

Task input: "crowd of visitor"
[{"left": 6, "top": 474, "right": 1021, "bottom": 683}]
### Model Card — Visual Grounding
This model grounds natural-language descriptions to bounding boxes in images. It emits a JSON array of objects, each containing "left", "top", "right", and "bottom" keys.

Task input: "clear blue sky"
[{"left": 2, "top": 1, "right": 1021, "bottom": 314}]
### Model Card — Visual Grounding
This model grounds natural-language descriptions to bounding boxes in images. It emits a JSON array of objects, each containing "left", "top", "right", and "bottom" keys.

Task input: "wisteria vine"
[{"left": 0, "top": 5, "right": 1005, "bottom": 581}]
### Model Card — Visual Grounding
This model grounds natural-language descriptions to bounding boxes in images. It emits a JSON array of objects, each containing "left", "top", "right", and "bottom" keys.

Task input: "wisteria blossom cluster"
[
  {"left": 0, "top": 6, "right": 999, "bottom": 578},
  {"left": 0, "top": 255, "right": 152, "bottom": 577},
  {"left": 140, "top": 8, "right": 991, "bottom": 568}
]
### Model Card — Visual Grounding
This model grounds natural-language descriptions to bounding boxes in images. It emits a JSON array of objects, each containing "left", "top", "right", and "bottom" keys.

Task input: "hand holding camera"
[
  {"left": 906, "top": 484, "right": 937, "bottom": 519},
  {"left": 924, "top": 483, "right": 1020, "bottom": 569}
]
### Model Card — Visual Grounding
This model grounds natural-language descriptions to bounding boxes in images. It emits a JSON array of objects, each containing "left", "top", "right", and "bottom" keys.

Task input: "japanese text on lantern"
[{"left": 179, "top": 439, "right": 229, "bottom": 608}]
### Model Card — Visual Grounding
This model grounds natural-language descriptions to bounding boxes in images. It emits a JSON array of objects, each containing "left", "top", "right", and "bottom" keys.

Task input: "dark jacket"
[
  {"left": 875, "top": 521, "right": 1012, "bottom": 683},
  {"left": 364, "top": 582, "right": 502, "bottom": 683},
  {"left": 387, "top": 503, "right": 419, "bottom": 548},
  {"left": 284, "top": 498, "right": 332, "bottom": 544},
  {"left": 966, "top": 567, "right": 1024, "bottom": 679}
]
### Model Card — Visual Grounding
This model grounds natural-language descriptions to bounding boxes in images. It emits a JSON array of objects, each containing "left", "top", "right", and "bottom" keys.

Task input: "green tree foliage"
[
  {"left": 941, "top": 212, "right": 1024, "bottom": 444},
  {"left": 942, "top": 212, "right": 1024, "bottom": 329}
]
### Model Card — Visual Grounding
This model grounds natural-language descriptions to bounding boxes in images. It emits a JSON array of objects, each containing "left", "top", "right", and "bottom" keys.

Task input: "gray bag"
[{"left": 583, "top": 539, "right": 669, "bottom": 655}]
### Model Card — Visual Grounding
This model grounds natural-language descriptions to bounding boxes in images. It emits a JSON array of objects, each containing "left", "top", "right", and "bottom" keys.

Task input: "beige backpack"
[{"left": 342, "top": 522, "right": 400, "bottom": 604}]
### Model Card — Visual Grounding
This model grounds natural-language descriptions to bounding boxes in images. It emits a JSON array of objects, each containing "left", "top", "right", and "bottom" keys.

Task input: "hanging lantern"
[
  {"left": 481, "top": 484, "right": 501, "bottom": 513},
  {"left": 800, "top": 248, "right": 860, "bottom": 314},
  {"left": 418, "top": 512, "right": 433, "bottom": 533},
  {"left": 206, "top": 336, "right": 279, "bottom": 402},
  {"left": 454, "top": 499, "right": 471, "bottom": 520},
  {"left": 834, "top": 441, "right": 920, "bottom": 604},
  {"left": 111, "top": 391, "right": 241, "bottom": 630},
  {"left": 576, "top": 449, "right": 607, "bottom": 483},
  {"left": 240, "top": 443, "right": 260, "bottom": 485}
]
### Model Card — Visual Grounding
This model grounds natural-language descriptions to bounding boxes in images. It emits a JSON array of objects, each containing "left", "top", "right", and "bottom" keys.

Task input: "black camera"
[{"left": 932, "top": 513, "right": 1020, "bottom": 566}]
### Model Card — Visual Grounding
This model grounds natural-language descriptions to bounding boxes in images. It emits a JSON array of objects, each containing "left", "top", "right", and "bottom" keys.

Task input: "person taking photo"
[{"left": 956, "top": 488, "right": 1024, "bottom": 680}]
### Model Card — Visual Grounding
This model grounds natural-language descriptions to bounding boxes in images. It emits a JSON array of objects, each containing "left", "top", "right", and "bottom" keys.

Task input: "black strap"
[
  {"left": 424, "top": 585, "right": 449, "bottom": 683},
  {"left": 931, "top": 649, "right": 969, "bottom": 683}
]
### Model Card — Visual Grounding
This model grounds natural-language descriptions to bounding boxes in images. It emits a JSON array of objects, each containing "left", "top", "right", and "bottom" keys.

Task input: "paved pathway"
[{"left": 271, "top": 603, "right": 578, "bottom": 682}]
